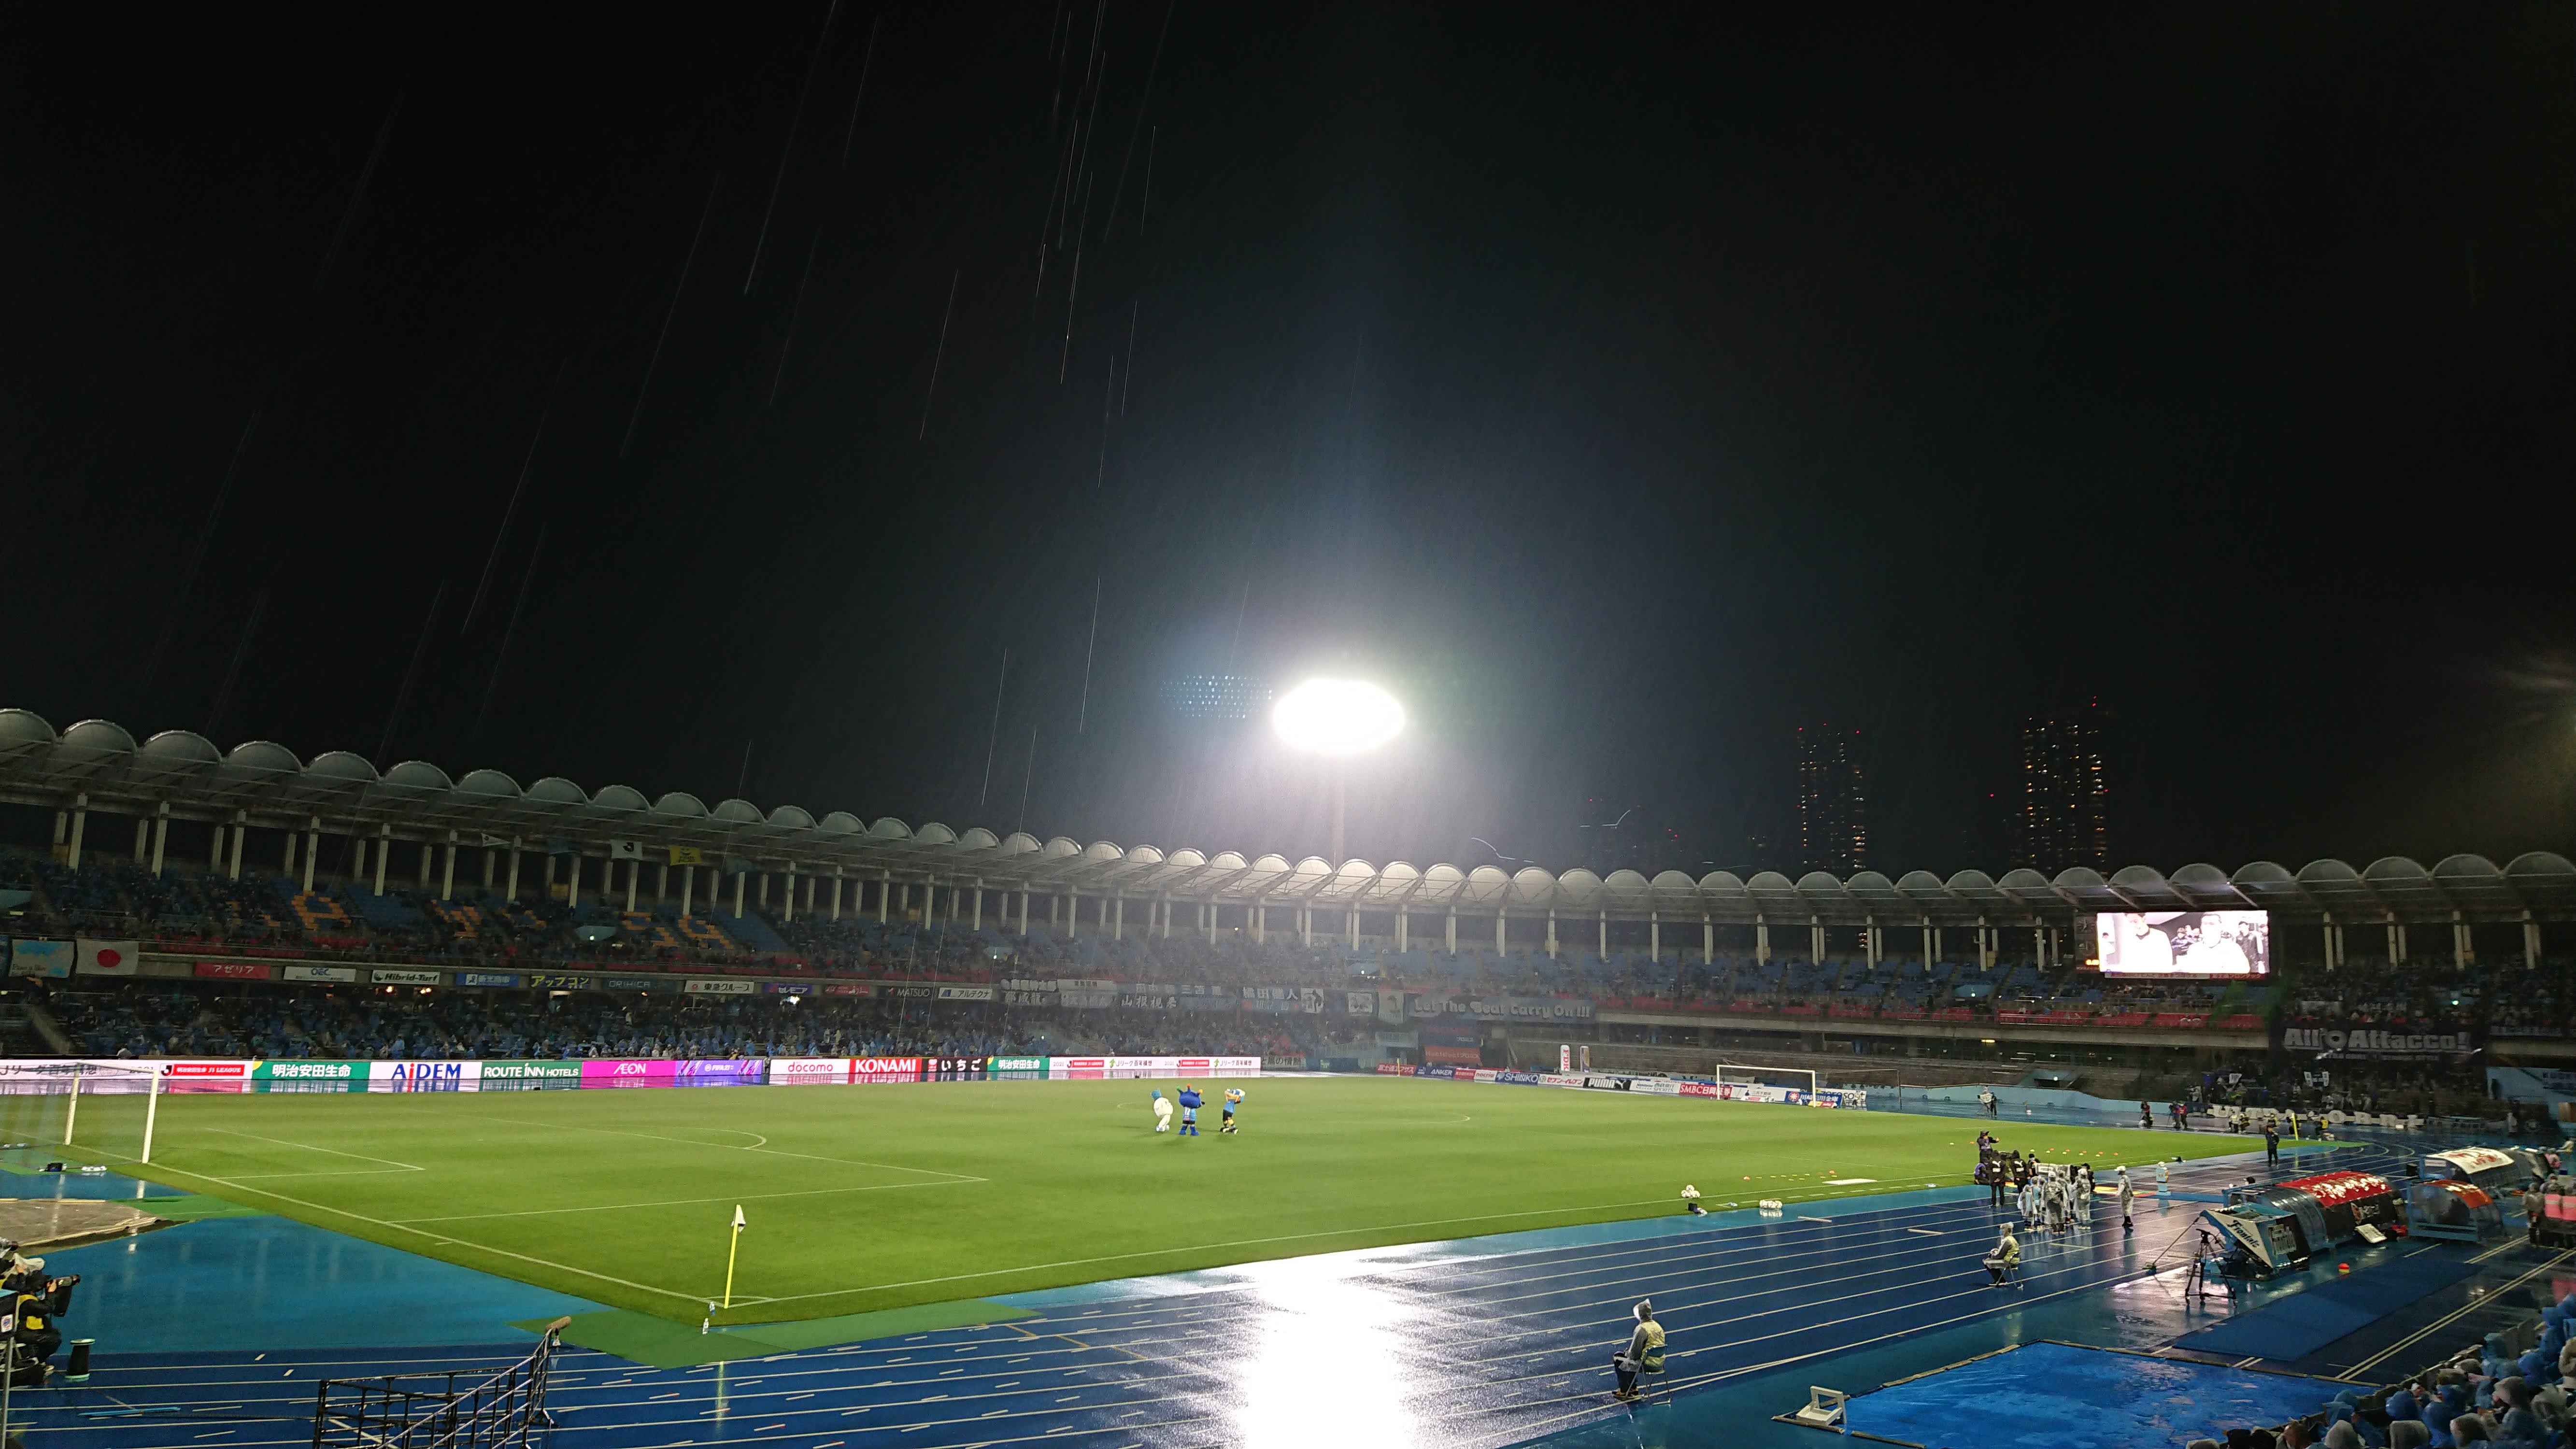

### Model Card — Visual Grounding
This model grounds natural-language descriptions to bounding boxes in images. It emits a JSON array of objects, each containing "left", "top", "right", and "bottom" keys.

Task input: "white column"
[
  {"left": 1921, "top": 923, "right": 1932, "bottom": 969},
  {"left": 1495, "top": 910, "right": 1507, "bottom": 954},
  {"left": 132, "top": 816, "right": 149, "bottom": 863},
  {"left": 782, "top": 866, "right": 796, "bottom": 923},
  {"left": 679, "top": 862, "right": 694, "bottom": 916},
  {"left": 302, "top": 818, "right": 320, "bottom": 892},
  {"left": 1348, "top": 907, "right": 1358, "bottom": 949},
  {"left": 568, "top": 852, "right": 583, "bottom": 908},
  {"left": 2525, "top": 914, "right": 2542, "bottom": 970},
  {"left": 1299, "top": 904, "right": 1311, "bottom": 947},
  {"left": 1702, "top": 915, "right": 1713, "bottom": 963},
  {"left": 1445, "top": 909, "right": 1457, "bottom": 954},
  {"left": 1596, "top": 911, "right": 1607, "bottom": 960},
  {"left": 1207, "top": 901, "right": 1217, "bottom": 944},
  {"left": 151, "top": 803, "right": 169, "bottom": 876},
  {"left": 973, "top": 886, "right": 984, "bottom": 930},
  {"left": 373, "top": 825, "right": 391, "bottom": 895},
  {"left": 830, "top": 874, "right": 843, "bottom": 921},
  {"left": 1112, "top": 895, "right": 1124, "bottom": 940},
  {"left": 228, "top": 810, "right": 247, "bottom": 880},
  {"left": 1650, "top": 911, "right": 1661, "bottom": 961},
  {"left": 1255, "top": 902, "right": 1266, "bottom": 944},
  {"left": 655, "top": 862, "right": 668, "bottom": 904},
  {"left": 803, "top": 875, "right": 816, "bottom": 915},
  {"left": 440, "top": 832, "right": 457, "bottom": 899},
  {"left": 483, "top": 847, "right": 497, "bottom": 892},
  {"left": 505, "top": 842, "right": 522, "bottom": 901},
  {"left": 282, "top": 828, "right": 297, "bottom": 879},
  {"left": 65, "top": 794, "right": 88, "bottom": 867},
  {"left": 414, "top": 838, "right": 431, "bottom": 888},
  {"left": 625, "top": 858, "right": 639, "bottom": 911},
  {"left": 208, "top": 822, "right": 225, "bottom": 871},
  {"left": 732, "top": 869, "right": 745, "bottom": 918},
  {"left": 879, "top": 875, "right": 891, "bottom": 924},
  {"left": 2452, "top": 912, "right": 2470, "bottom": 967}
]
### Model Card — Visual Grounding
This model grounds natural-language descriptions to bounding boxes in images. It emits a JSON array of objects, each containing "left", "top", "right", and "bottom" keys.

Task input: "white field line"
[
  {"left": 204, "top": 1129, "right": 425, "bottom": 1172},
  {"left": 91, "top": 1154, "right": 706, "bottom": 1306},
  {"left": 395, "top": 1178, "right": 977, "bottom": 1225},
  {"left": 458, "top": 1112, "right": 985, "bottom": 1182}
]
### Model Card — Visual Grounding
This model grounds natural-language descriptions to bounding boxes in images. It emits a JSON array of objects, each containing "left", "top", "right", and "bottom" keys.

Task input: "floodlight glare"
[{"left": 1272, "top": 678, "right": 1405, "bottom": 755}]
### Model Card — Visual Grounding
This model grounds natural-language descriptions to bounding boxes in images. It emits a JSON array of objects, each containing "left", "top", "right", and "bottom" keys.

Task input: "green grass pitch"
[{"left": 77, "top": 1078, "right": 2256, "bottom": 1324}]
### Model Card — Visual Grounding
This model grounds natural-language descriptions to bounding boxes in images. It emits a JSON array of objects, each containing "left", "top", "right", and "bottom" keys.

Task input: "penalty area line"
[
  {"left": 459, "top": 1113, "right": 985, "bottom": 1182},
  {"left": 395, "top": 1178, "right": 978, "bottom": 1225}
]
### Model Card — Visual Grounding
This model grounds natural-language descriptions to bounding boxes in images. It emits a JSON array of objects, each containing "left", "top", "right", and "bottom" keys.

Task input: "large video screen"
[{"left": 2092, "top": 910, "right": 2271, "bottom": 977}]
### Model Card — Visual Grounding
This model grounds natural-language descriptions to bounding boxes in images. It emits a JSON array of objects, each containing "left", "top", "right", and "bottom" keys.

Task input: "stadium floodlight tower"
[{"left": 1272, "top": 677, "right": 1404, "bottom": 864}]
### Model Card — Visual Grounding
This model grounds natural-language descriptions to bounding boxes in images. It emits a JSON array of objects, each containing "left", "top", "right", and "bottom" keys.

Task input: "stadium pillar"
[
  {"left": 1113, "top": 895, "right": 1123, "bottom": 940},
  {"left": 65, "top": 794, "right": 86, "bottom": 867},
  {"left": 1597, "top": 911, "right": 1607, "bottom": 959},
  {"left": 677, "top": 863, "right": 692, "bottom": 916},
  {"left": 625, "top": 859, "right": 638, "bottom": 911},
  {"left": 150, "top": 803, "right": 168, "bottom": 877},
  {"left": 481, "top": 847, "right": 495, "bottom": 892},
  {"left": 1921, "top": 923, "right": 1932, "bottom": 970},
  {"left": 1348, "top": 907, "right": 1358, "bottom": 949},
  {"left": 973, "top": 886, "right": 983, "bottom": 930},
  {"left": 440, "top": 833, "right": 457, "bottom": 900},
  {"left": 228, "top": 810, "right": 247, "bottom": 880},
  {"left": 803, "top": 875, "right": 815, "bottom": 916},
  {"left": 2386, "top": 919, "right": 2403, "bottom": 964},
  {"left": 413, "top": 837, "right": 429, "bottom": 890},
  {"left": 1048, "top": 892, "right": 1059, "bottom": 930},
  {"left": 2526, "top": 914, "right": 2542, "bottom": 969},
  {"left": 879, "top": 874, "right": 890, "bottom": 924},
  {"left": 373, "top": 824, "right": 391, "bottom": 895},
  {"left": 732, "top": 870, "right": 745, "bottom": 918},
  {"left": 1255, "top": 902, "right": 1266, "bottom": 944},
  {"left": 1702, "top": 915, "right": 1713, "bottom": 964},
  {"left": 1650, "top": 912, "right": 1661, "bottom": 962},
  {"left": 760, "top": 874, "right": 771, "bottom": 910},
  {"left": 1445, "top": 909, "right": 1456, "bottom": 954},
  {"left": 1497, "top": 909, "right": 1507, "bottom": 954},
  {"left": 2451, "top": 912, "right": 2469, "bottom": 967},
  {"left": 656, "top": 863, "right": 669, "bottom": 905},
  {"left": 207, "top": 822, "right": 224, "bottom": 871},
  {"left": 1546, "top": 909, "right": 1558, "bottom": 958},
  {"left": 506, "top": 843, "right": 521, "bottom": 902},
  {"left": 1298, "top": 905, "right": 1309, "bottom": 948},
  {"left": 304, "top": 818, "right": 320, "bottom": 892},
  {"left": 1396, "top": 908, "right": 1409, "bottom": 953},
  {"left": 1206, "top": 901, "right": 1216, "bottom": 944},
  {"left": 2034, "top": 923, "right": 2046, "bottom": 967},
  {"left": 782, "top": 867, "right": 795, "bottom": 923},
  {"left": 829, "top": 874, "right": 842, "bottom": 921},
  {"left": 282, "top": 829, "right": 296, "bottom": 879},
  {"left": 132, "top": 816, "right": 148, "bottom": 864}
]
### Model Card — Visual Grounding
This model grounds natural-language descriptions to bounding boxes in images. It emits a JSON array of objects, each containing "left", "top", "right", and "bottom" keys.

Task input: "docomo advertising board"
[{"left": 2091, "top": 909, "right": 2272, "bottom": 977}]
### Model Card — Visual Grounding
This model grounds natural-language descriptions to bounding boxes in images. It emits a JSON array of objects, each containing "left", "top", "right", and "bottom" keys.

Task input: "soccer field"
[{"left": 86, "top": 1077, "right": 2253, "bottom": 1324}]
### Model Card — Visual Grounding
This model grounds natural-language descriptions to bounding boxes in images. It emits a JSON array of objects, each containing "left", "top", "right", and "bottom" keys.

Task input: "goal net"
[
  {"left": 1710, "top": 1064, "right": 1820, "bottom": 1097},
  {"left": 0, "top": 1063, "right": 168, "bottom": 1167}
]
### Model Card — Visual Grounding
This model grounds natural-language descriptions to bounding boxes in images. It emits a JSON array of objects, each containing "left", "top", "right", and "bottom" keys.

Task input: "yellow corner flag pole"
[{"left": 722, "top": 1205, "right": 745, "bottom": 1310}]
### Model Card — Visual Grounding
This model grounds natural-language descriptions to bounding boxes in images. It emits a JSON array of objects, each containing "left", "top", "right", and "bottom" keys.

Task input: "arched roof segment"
[{"left": 0, "top": 706, "right": 2571, "bottom": 925}]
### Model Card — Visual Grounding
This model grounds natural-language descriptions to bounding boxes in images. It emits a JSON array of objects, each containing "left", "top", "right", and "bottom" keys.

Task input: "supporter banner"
[
  {"left": 581, "top": 1058, "right": 678, "bottom": 1088},
  {"left": 194, "top": 961, "right": 272, "bottom": 980},
  {"left": 685, "top": 979, "right": 758, "bottom": 996},
  {"left": 935, "top": 986, "right": 995, "bottom": 1001},
  {"left": 1378, "top": 993, "right": 1409, "bottom": 1026},
  {"left": 1239, "top": 986, "right": 1323, "bottom": 1015},
  {"left": 2276, "top": 1018, "right": 2483, "bottom": 1065},
  {"left": 75, "top": 938, "right": 139, "bottom": 977},
  {"left": 820, "top": 982, "right": 875, "bottom": 997},
  {"left": 853, "top": 1056, "right": 925, "bottom": 1084},
  {"left": 769, "top": 1057, "right": 853, "bottom": 1084},
  {"left": 2493, "top": 1024, "right": 2568, "bottom": 1040},
  {"left": 602, "top": 974, "right": 683, "bottom": 993},
  {"left": 676, "top": 1059, "right": 766, "bottom": 1087},
  {"left": 1409, "top": 994, "right": 1594, "bottom": 1023},
  {"left": 371, "top": 968, "right": 441, "bottom": 986},
  {"left": 1001, "top": 979, "right": 1057, "bottom": 995},
  {"left": 1056, "top": 979, "right": 1118, "bottom": 993},
  {"left": 1058, "top": 988, "right": 1118, "bottom": 1009},
  {"left": 479, "top": 1060, "right": 583, "bottom": 1088},
  {"left": 524, "top": 972, "right": 595, "bottom": 990},
  {"left": 281, "top": 965, "right": 359, "bottom": 983},
  {"left": 10, "top": 941, "right": 71, "bottom": 979},
  {"left": 1121, "top": 991, "right": 1180, "bottom": 1009},
  {"left": 1003, "top": 987, "right": 1057, "bottom": 1006},
  {"left": 457, "top": 972, "right": 521, "bottom": 988},
  {"left": 1424, "top": 1046, "right": 1481, "bottom": 1065},
  {"left": 1344, "top": 991, "right": 1377, "bottom": 1016}
]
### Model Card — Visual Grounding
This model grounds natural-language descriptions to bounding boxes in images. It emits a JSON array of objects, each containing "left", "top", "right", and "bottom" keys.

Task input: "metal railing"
[{"left": 312, "top": 1318, "right": 568, "bottom": 1449}]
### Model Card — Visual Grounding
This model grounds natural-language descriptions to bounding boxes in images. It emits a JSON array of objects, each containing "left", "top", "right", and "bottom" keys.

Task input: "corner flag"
[{"left": 721, "top": 1205, "right": 747, "bottom": 1309}]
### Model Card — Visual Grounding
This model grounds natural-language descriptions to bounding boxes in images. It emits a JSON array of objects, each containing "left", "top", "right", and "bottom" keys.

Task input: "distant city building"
[
  {"left": 1157, "top": 675, "right": 1270, "bottom": 721},
  {"left": 2014, "top": 703, "right": 2109, "bottom": 873},
  {"left": 1795, "top": 724, "right": 1867, "bottom": 875}
]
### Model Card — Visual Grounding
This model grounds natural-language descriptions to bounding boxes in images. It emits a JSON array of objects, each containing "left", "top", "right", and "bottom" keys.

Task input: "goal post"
[
  {"left": 1710, "top": 1063, "right": 1820, "bottom": 1097},
  {"left": 0, "top": 1063, "right": 164, "bottom": 1166}
]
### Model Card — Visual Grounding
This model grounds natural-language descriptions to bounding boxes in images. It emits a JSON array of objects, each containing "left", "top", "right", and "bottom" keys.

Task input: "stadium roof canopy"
[{"left": 1, "top": 708, "right": 2571, "bottom": 928}]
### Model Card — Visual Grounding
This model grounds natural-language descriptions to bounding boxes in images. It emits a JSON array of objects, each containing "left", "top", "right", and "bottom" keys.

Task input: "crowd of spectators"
[{"left": 2200, "top": 1291, "right": 2576, "bottom": 1447}]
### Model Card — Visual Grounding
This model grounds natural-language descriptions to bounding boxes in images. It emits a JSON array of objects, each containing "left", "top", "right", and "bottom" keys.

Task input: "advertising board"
[
  {"left": 370, "top": 1061, "right": 481, "bottom": 1092},
  {"left": 852, "top": 1056, "right": 924, "bottom": 1084},
  {"left": 251, "top": 1059, "right": 367, "bottom": 1092},
  {"left": 10, "top": 941, "right": 72, "bottom": 979},
  {"left": 194, "top": 961, "right": 271, "bottom": 980},
  {"left": 675, "top": 1059, "right": 766, "bottom": 1087},
  {"left": 580, "top": 1058, "right": 678, "bottom": 1089},
  {"left": 456, "top": 972, "right": 522, "bottom": 989},
  {"left": 479, "top": 1060, "right": 584, "bottom": 1089},
  {"left": 281, "top": 965, "right": 359, "bottom": 983},
  {"left": 769, "top": 1057, "right": 853, "bottom": 1084},
  {"left": 370, "top": 968, "right": 441, "bottom": 986},
  {"left": 685, "top": 979, "right": 757, "bottom": 996}
]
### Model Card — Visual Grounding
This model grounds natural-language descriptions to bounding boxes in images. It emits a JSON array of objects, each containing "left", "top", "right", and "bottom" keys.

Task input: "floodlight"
[{"left": 1271, "top": 679, "right": 1404, "bottom": 755}]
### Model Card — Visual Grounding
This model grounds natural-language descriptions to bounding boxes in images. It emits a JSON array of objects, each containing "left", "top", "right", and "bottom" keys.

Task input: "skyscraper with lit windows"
[
  {"left": 2014, "top": 702, "right": 2109, "bottom": 873},
  {"left": 1795, "top": 723, "right": 1866, "bottom": 875}
]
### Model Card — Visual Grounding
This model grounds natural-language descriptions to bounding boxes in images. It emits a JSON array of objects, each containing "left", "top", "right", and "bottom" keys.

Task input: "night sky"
[{"left": 7, "top": 6, "right": 2574, "bottom": 876}]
